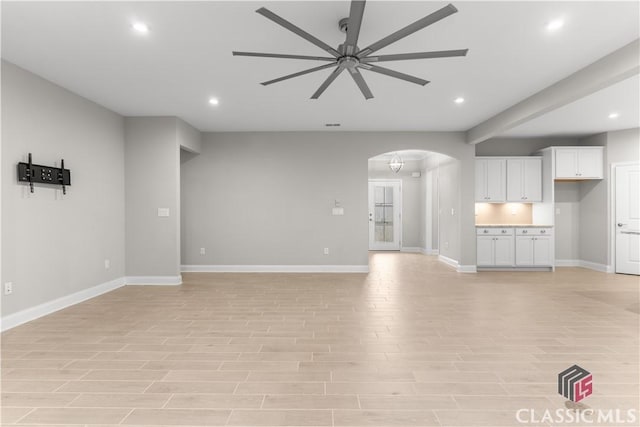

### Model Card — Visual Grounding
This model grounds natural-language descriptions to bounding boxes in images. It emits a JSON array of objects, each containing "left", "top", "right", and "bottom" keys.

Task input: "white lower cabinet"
[
  {"left": 476, "top": 228, "right": 514, "bottom": 267},
  {"left": 514, "top": 228, "right": 553, "bottom": 267},
  {"left": 477, "top": 227, "right": 553, "bottom": 269}
]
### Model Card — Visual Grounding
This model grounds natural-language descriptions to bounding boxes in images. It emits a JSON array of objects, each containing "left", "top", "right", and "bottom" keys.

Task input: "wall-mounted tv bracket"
[{"left": 17, "top": 153, "right": 71, "bottom": 194}]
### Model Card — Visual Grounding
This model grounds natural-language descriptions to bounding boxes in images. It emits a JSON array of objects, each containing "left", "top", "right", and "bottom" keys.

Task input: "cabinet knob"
[
  {"left": 523, "top": 230, "right": 527, "bottom": 234},
  {"left": 483, "top": 230, "right": 488, "bottom": 233},
  {"left": 501, "top": 230, "right": 506, "bottom": 233},
  {"left": 540, "top": 230, "right": 546, "bottom": 233}
]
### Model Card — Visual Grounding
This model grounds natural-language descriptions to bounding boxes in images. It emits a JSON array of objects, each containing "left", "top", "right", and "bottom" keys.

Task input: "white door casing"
[
  {"left": 615, "top": 164, "right": 640, "bottom": 275},
  {"left": 368, "top": 180, "right": 402, "bottom": 251}
]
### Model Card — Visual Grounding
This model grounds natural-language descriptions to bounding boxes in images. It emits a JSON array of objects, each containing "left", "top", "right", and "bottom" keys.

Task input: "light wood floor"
[{"left": 1, "top": 253, "right": 638, "bottom": 426}]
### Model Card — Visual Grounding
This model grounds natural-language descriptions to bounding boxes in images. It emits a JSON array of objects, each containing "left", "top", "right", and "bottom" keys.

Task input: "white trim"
[
  {"left": 125, "top": 276, "right": 182, "bottom": 285},
  {"left": 438, "top": 254, "right": 459, "bottom": 269},
  {"left": 579, "top": 260, "right": 613, "bottom": 273},
  {"left": 555, "top": 259, "right": 581, "bottom": 267},
  {"left": 424, "top": 249, "right": 439, "bottom": 255},
  {"left": 555, "top": 259, "right": 612, "bottom": 273},
  {"left": 400, "top": 247, "right": 422, "bottom": 253},
  {"left": 181, "top": 265, "right": 369, "bottom": 273},
  {"left": 457, "top": 265, "right": 477, "bottom": 273},
  {"left": 0, "top": 277, "right": 125, "bottom": 332}
]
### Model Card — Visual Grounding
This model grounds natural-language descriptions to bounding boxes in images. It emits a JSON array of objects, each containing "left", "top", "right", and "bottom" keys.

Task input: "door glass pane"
[
  {"left": 384, "top": 224, "right": 394, "bottom": 242},
  {"left": 371, "top": 183, "right": 396, "bottom": 244},
  {"left": 375, "top": 187, "right": 385, "bottom": 204}
]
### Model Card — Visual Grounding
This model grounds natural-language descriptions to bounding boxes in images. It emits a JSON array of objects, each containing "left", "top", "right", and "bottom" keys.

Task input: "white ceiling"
[
  {"left": 502, "top": 74, "right": 640, "bottom": 137},
  {"left": 2, "top": 1, "right": 639, "bottom": 134}
]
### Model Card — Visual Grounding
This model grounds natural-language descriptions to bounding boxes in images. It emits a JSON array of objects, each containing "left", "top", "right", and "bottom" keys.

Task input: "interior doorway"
[
  {"left": 368, "top": 180, "right": 402, "bottom": 250},
  {"left": 615, "top": 163, "right": 640, "bottom": 275}
]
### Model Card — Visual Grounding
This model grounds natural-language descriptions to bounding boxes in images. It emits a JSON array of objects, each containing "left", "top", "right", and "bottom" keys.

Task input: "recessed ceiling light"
[
  {"left": 608, "top": 112, "right": 620, "bottom": 119},
  {"left": 209, "top": 98, "right": 220, "bottom": 106},
  {"left": 546, "top": 19, "right": 564, "bottom": 32},
  {"left": 132, "top": 22, "right": 149, "bottom": 34},
  {"left": 454, "top": 97, "right": 465, "bottom": 104}
]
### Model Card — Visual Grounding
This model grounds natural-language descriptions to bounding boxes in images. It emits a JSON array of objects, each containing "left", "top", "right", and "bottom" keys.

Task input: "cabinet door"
[
  {"left": 475, "top": 159, "right": 488, "bottom": 202},
  {"left": 485, "top": 159, "right": 506, "bottom": 202},
  {"left": 523, "top": 158, "right": 542, "bottom": 201},
  {"left": 577, "top": 148, "right": 603, "bottom": 178},
  {"left": 506, "top": 159, "right": 524, "bottom": 201},
  {"left": 533, "top": 236, "right": 553, "bottom": 266},
  {"left": 515, "top": 236, "right": 534, "bottom": 266},
  {"left": 555, "top": 149, "right": 578, "bottom": 178},
  {"left": 477, "top": 236, "right": 494, "bottom": 266},
  {"left": 493, "top": 236, "right": 514, "bottom": 266}
]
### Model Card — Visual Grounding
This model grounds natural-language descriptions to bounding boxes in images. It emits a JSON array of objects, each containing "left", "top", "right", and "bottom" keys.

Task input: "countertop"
[{"left": 475, "top": 224, "right": 553, "bottom": 228}]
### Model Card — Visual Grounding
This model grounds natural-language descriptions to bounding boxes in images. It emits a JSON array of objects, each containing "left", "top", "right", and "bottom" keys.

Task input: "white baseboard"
[
  {"left": 181, "top": 265, "right": 369, "bottom": 273},
  {"left": 424, "top": 249, "right": 439, "bottom": 255},
  {"left": 400, "top": 247, "right": 422, "bottom": 253},
  {"left": 125, "top": 275, "right": 183, "bottom": 285},
  {"left": 0, "top": 277, "right": 125, "bottom": 332},
  {"left": 457, "top": 265, "right": 478, "bottom": 273},
  {"left": 437, "top": 255, "right": 476, "bottom": 273},
  {"left": 438, "top": 254, "right": 458, "bottom": 269},
  {"left": 555, "top": 259, "right": 612, "bottom": 273},
  {"left": 555, "top": 259, "right": 580, "bottom": 267}
]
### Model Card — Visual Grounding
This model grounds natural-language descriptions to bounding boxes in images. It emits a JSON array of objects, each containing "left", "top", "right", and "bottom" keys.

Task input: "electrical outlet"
[
  {"left": 200, "top": 248, "right": 206, "bottom": 255},
  {"left": 104, "top": 259, "right": 110, "bottom": 270},
  {"left": 323, "top": 248, "right": 329, "bottom": 255},
  {"left": 4, "top": 282, "right": 13, "bottom": 295}
]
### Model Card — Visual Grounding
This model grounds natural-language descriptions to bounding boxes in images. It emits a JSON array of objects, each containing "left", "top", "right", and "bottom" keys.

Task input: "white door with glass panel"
[
  {"left": 368, "top": 180, "right": 401, "bottom": 250},
  {"left": 616, "top": 164, "right": 640, "bottom": 275}
]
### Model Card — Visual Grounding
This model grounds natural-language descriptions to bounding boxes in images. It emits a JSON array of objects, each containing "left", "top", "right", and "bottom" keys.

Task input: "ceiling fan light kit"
[{"left": 233, "top": 1, "right": 468, "bottom": 100}]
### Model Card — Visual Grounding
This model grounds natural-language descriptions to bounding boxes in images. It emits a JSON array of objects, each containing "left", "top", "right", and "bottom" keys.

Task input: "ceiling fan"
[{"left": 232, "top": 1, "right": 468, "bottom": 100}]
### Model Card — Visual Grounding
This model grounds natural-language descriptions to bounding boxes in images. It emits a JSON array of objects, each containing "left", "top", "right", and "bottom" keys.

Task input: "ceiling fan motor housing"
[{"left": 339, "top": 17, "right": 350, "bottom": 33}]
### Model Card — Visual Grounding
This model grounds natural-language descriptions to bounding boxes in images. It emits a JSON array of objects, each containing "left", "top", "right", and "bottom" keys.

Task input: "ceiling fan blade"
[
  {"left": 348, "top": 67, "right": 374, "bottom": 99},
  {"left": 261, "top": 63, "right": 337, "bottom": 86},
  {"left": 344, "top": 1, "right": 366, "bottom": 56},
  {"left": 233, "top": 51, "right": 336, "bottom": 61},
  {"left": 256, "top": 7, "right": 341, "bottom": 57},
  {"left": 361, "top": 64, "right": 429, "bottom": 86},
  {"left": 361, "top": 49, "right": 468, "bottom": 63},
  {"left": 357, "top": 3, "right": 458, "bottom": 57},
  {"left": 311, "top": 66, "right": 345, "bottom": 99}
]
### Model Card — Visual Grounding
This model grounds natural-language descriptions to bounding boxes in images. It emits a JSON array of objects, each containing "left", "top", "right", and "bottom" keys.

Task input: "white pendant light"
[{"left": 388, "top": 153, "right": 404, "bottom": 173}]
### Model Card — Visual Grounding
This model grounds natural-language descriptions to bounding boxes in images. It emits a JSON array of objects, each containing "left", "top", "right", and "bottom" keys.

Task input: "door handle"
[{"left": 617, "top": 223, "right": 626, "bottom": 227}]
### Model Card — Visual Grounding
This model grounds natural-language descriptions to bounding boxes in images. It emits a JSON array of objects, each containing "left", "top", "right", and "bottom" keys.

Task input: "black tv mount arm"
[{"left": 17, "top": 153, "right": 71, "bottom": 194}]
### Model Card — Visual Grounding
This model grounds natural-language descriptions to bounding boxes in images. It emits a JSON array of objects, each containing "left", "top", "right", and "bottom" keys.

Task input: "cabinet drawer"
[
  {"left": 477, "top": 228, "right": 514, "bottom": 236},
  {"left": 515, "top": 228, "right": 553, "bottom": 236}
]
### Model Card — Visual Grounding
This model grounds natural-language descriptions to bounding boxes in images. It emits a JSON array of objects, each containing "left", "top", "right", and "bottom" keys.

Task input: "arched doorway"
[{"left": 368, "top": 149, "right": 455, "bottom": 258}]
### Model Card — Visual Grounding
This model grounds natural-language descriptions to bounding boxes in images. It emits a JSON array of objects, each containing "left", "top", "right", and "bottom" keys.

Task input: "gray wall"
[
  {"left": 475, "top": 137, "right": 580, "bottom": 156},
  {"left": 124, "top": 117, "right": 181, "bottom": 278},
  {"left": 436, "top": 159, "right": 460, "bottom": 261},
  {"left": 554, "top": 183, "right": 581, "bottom": 261},
  {"left": 578, "top": 128, "right": 639, "bottom": 267},
  {"left": 368, "top": 159, "right": 424, "bottom": 249},
  {"left": 181, "top": 132, "right": 475, "bottom": 267},
  {"left": 577, "top": 133, "right": 609, "bottom": 265},
  {"left": 1, "top": 61, "right": 125, "bottom": 316}
]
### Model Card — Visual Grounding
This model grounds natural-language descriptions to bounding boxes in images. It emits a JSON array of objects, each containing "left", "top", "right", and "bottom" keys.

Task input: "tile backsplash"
[{"left": 475, "top": 203, "right": 533, "bottom": 225}]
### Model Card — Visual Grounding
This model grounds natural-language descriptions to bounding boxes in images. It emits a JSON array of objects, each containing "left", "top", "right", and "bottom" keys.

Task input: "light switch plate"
[{"left": 158, "top": 208, "right": 170, "bottom": 217}]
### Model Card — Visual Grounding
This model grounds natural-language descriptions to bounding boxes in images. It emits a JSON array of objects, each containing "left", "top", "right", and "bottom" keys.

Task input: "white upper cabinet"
[
  {"left": 475, "top": 158, "right": 506, "bottom": 202},
  {"left": 554, "top": 147, "right": 603, "bottom": 179},
  {"left": 506, "top": 158, "right": 542, "bottom": 202}
]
